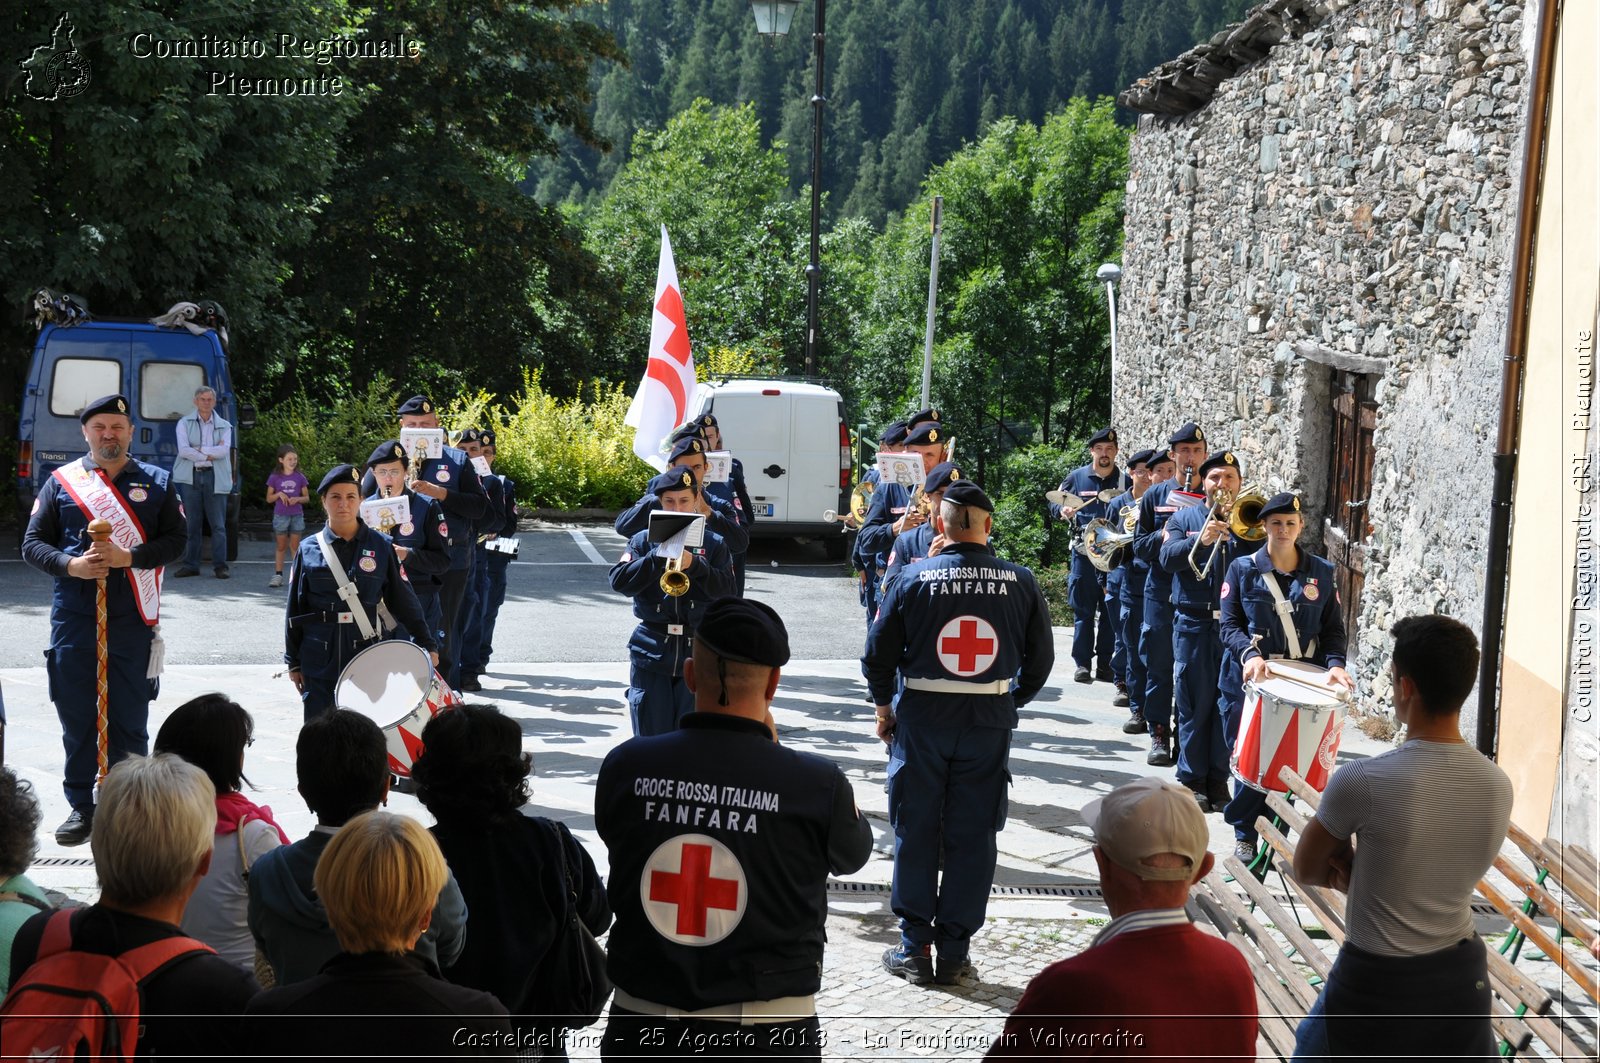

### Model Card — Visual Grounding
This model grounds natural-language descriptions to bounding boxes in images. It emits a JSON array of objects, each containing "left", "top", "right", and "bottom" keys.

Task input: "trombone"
[{"left": 1187, "top": 484, "right": 1268, "bottom": 581}]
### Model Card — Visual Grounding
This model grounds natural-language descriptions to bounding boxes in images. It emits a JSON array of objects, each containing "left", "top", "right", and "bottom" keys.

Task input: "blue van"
[{"left": 16, "top": 317, "right": 254, "bottom": 559}]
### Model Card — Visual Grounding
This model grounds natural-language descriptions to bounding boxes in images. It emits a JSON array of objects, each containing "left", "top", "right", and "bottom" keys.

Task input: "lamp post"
[
  {"left": 750, "top": 0, "right": 826, "bottom": 378},
  {"left": 1097, "top": 263, "right": 1122, "bottom": 384}
]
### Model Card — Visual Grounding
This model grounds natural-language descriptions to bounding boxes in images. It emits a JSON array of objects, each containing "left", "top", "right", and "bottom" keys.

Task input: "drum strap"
[
  {"left": 1262, "top": 571, "right": 1304, "bottom": 659},
  {"left": 318, "top": 528, "right": 379, "bottom": 641}
]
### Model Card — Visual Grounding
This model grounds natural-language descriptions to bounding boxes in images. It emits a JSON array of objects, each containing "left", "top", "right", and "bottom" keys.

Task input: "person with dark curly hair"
[
  {"left": 412, "top": 704, "right": 610, "bottom": 1061},
  {"left": 0, "top": 767, "right": 50, "bottom": 994},
  {"left": 154, "top": 693, "right": 288, "bottom": 971}
]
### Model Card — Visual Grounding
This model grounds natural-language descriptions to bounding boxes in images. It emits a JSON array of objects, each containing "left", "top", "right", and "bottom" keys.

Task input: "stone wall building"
[{"left": 1113, "top": 0, "right": 1532, "bottom": 734}]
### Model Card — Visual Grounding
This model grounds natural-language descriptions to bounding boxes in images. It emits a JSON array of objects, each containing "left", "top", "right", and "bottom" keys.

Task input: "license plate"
[{"left": 756, "top": 503, "right": 775, "bottom": 517}]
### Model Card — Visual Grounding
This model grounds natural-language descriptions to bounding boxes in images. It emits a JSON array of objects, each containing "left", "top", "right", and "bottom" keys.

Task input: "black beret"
[
  {"left": 1127, "top": 448, "right": 1158, "bottom": 470},
  {"left": 366, "top": 440, "right": 407, "bottom": 469},
  {"left": 907, "top": 407, "right": 942, "bottom": 430},
  {"left": 669, "top": 422, "right": 706, "bottom": 445},
  {"left": 648, "top": 465, "right": 699, "bottom": 496},
  {"left": 458, "top": 428, "right": 483, "bottom": 445},
  {"left": 79, "top": 394, "right": 131, "bottom": 423},
  {"left": 1168, "top": 421, "right": 1205, "bottom": 446},
  {"left": 1149, "top": 449, "right": 1176, "bottom": 467},
  {"left": 924, "top": 461, "right": 961, "bottom": 494},
  {"left": 943, "top": 479, "right": 993, "bottom": 512},
  {"left": 696, "top": 412, "right": 719, "bottom": 429},
  {"left": 668, "top": 436, "right": 706, "bottom": 463},
  {"left": 1257, "top": 492, "right": 1302, "bottom": 520},
  {"left": 1198, "top": 450, "right": 1242, "bottom": 478},
  {"left": 1089, "top": 427, "right": 1118, "bottom": 447},
  {"left": 879, "top": 420, "right": 909, "bottom": 445},
  {"left": 396, "top": 395, "right": 434, "bottom": 416},
  {"left": 695, "top": 597, "right": 790, "bottom": 668},
  {"left": 480, "top": 429, "right": 497, "bottom": 447},
  {"left": 318, "top": 464, "right": 363, "bottom": 494},
  {"left": 903, "top": 421, "right": 945, "bottom": 447}
]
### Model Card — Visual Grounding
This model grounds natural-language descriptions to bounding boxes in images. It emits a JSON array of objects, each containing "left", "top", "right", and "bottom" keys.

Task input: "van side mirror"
[{"left": 237, "top": 403, "right": 257, "bottom": 430}]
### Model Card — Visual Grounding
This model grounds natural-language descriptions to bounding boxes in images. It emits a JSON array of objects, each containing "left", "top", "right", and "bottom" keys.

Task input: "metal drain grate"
[
  {"left": 34, "top": 857, "right": 95, "bottom": 868},
  {"left": 829, "top": 879, "right": 1104, "bottom": 900}
]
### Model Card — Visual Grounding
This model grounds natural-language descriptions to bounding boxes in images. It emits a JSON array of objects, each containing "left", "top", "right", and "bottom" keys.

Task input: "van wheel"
[{"left": 821, "top": 534, "right": 848, "bottom": 561}]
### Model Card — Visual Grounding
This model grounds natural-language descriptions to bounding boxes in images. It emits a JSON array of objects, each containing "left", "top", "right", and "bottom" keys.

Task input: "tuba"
[
  {"left": 1078, "top": 518, "right": 1136, "bottom": 573},
  {"left": 660, "top": 552, "right": 690, "bottom": 597}
]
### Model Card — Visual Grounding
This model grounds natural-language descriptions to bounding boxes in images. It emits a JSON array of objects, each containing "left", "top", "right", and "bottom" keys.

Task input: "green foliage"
[
  {"left": 529, "top": 0, "right": 1254, "bottom": 223},
  {"left": 240, "top": 374, "right": 401, "bottom": 515},
  {"left": 851, "top": 100, "right": 1129, "bottom": 490},
  {"left": 487, "top": 372, "right": 654, "bottom": 510},
  {"left": 990, "top": 444, "right": 1077, "bottom": 572}
]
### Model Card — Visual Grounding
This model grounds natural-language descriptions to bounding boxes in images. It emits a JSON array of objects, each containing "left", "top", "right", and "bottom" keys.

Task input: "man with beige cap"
[{"left": 988, "top": 777, "right": 1256, "bottom": 1059}]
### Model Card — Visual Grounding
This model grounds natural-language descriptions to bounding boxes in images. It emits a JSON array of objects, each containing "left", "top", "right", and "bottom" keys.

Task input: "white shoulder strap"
[
  {"left": 1261, "top": 569, "right": 1304, "bottom": 660},
  {"left": 317, "top": 527, "right": 379, "bottom": 641}
]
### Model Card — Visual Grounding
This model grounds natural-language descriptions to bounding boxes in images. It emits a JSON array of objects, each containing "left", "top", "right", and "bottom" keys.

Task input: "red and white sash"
[{"left": 51, "top": 460, "right": 164, "bottom": 625}]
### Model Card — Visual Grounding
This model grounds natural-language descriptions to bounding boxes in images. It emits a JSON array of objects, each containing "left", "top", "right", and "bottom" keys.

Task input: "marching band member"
[
  {"left": 455, "top": 428, "right": 504, "bottom": 691},
  {"left": 285, "top": 465, "right": 437, "bottom": 723},
  {"left": 609, "top": 466, "right": 735, "bottom": 737},
  {"left": 857, "top": 411, "right": 948, "bottom": 621},
  {"left": 363, "top": 441, "right": 451, "bottom": 643},
  {"left": 1051, "top": 428, "right": 1129, "bottom": 685},
  {"left": 614, "top": 436, "right": 750, "bottom": 556},
  {"left": 1158, "top": 450, "right": 1251, "bottom": 812},
  {"left": 878, "top": 461, "right": 961, "bottom": 601},
  {"left": 852, "top": 421, "right": 908, "bottom": 625},
  {"left": 466, "top": 431, "right": 518, "bottom": 686},
  {"left": 865, "top": 481, "right": 1054, "bottom": 987},
  {"left": 22, "top": 394, "right": 186, "bottom": 845},
  {"left": 695, "top": 413, "right": 755, "bottom": 594},
  {"left": 1218, "top": 492, "right": 1352, "bottom": 861},
  {"left": 1103, "top": 449, "right": 1159, "bottom": 731},
  {"left": 385, "top": 396, "right": 488, "bottom": 688},
  {"left": 1133, "top": 423, "right": 1209, "bottom": 767}
]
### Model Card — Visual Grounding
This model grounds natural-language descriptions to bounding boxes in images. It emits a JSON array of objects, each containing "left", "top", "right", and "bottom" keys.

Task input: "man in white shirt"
[{"left": 171, "top": 386, "right": 234, "bottom": 578}]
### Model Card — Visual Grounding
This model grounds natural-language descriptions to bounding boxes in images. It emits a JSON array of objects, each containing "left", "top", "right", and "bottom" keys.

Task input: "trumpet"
[
  {"left": 660, "top": 551, "right": 690, "bottom": 597},
  {"left": 1186, "top": 483, "right": 1268, "bottom": 581}
]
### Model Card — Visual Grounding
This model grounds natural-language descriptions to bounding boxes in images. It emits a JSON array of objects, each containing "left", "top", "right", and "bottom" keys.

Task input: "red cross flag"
[
  {"left": 641, "top": 834, "right": 747, "bottom": 945},
  {"left": 625, "top": 226, "right": 697, "bottom": 471},
  {"left": 937, "top": 616, "right": 999, "bottom": 676}
]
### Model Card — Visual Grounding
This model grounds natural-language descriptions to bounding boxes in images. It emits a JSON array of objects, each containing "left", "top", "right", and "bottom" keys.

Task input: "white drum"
[
  {"left": 334, "top": 640, "right": 462, "bottom": 777},
  {"left": 1231, "top": 676, "right": 1345, "bottom": 794}
]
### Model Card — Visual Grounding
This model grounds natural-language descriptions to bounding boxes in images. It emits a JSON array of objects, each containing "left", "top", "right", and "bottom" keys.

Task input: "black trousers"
[{"left": 438, "top": 565, "right": 470, "bottom": 684}]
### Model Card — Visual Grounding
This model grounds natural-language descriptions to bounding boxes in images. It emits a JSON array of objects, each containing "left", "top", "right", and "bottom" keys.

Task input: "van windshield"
[
  {"left": 140, "top": 362, "right": 206, "bottom": 421},
  {"left": 50, "top": 357, "right": 123, "bottom": 417}
]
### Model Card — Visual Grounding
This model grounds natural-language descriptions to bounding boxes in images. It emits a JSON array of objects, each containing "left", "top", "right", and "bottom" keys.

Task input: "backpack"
[{"left": 0, "top": 909, "right": 214, "bottom": 1061}]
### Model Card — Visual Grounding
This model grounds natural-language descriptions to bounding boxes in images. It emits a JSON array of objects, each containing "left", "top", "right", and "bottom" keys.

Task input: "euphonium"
[
  {"left": 1120, "top": 502, "right": 1139, "bottom": 534},
  {"left": 660, "top": 551, "right": 690, "bottom": 597},
  {"left": 849, "top": 479, "right": 876, "bottom": 525}
]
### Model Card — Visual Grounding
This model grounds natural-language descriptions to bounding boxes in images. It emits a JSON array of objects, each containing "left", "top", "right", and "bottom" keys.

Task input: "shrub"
[
  {"left": 239, "top": 374, "right": 400, "bottom": 517},
  {"left": 990, "top": 443, "right": 1076, "bottom": 572}
]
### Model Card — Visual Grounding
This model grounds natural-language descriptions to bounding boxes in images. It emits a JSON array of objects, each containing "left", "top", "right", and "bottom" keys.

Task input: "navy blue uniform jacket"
[
  {"left": 1220, "top": 547, "right": 1348, "bottom": 669},
  {"left": 609, "top": 528, "right": 735, "bottom": 676}
]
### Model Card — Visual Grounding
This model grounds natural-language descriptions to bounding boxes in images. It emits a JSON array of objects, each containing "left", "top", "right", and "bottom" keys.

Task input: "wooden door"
[{"left": 1325, "top": 371, "right": 1377, "bottom": 651}]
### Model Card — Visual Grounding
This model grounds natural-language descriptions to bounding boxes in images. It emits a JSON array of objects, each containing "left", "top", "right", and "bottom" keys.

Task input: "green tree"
[{"left": 283, "top": 0, "right": 627, "bottom": 403}]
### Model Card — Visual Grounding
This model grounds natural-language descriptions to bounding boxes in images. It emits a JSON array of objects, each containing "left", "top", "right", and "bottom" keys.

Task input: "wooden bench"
[{"left": 1192, "top": 767, "right": 1599, "bottom": 1061}]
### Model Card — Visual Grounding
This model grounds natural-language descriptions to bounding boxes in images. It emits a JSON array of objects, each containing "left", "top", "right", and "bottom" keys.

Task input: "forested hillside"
[{"left": 528, "top": 0, "right": 1253, "bottom": 223}]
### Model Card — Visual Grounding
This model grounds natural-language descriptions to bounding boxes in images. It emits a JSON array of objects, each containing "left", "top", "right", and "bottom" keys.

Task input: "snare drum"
[
  {"left": 335, "top": 640, "right": 463, "bottom": 777},
  {"left": 1231, "top": 677, "right": 1345, "bottom": 793}
]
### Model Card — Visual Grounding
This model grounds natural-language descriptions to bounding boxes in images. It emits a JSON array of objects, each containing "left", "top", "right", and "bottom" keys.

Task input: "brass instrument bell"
[{"left": 660, "top": 552, "right": 690, "bottom": 597}]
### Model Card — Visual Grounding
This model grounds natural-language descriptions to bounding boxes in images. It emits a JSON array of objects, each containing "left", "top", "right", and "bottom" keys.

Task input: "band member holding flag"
[
  {"left": 625, "top": 226, "right": 698, "bottom": 471},
  {"left": 22, "top": 394, "right": 185, "bottom": 845}
]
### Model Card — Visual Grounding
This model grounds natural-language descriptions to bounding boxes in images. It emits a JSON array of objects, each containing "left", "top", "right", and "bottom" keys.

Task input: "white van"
[{"left": 687, "top": 379, "right": 851, "bottom": 556}]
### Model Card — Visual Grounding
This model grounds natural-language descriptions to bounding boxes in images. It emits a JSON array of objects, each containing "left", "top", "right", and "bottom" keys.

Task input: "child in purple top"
[{"left": 266, "top": 445, "right": 310, "bottom": 588}]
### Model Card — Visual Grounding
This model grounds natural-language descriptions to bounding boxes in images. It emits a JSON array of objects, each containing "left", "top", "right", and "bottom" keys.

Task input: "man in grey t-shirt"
[{"left": 1292, "top": 615, "right": 1512, "bottom": 1061}]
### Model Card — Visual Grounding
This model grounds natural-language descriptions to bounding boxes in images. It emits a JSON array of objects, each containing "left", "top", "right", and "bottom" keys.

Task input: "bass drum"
[{"left": 335, "top": 640, "right": 462, "bottom": 778}]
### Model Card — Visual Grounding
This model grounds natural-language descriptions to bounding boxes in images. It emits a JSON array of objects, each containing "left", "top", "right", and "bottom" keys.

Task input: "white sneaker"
[{"left": 269, "top": 573, "right": 284, "bottom": 588}]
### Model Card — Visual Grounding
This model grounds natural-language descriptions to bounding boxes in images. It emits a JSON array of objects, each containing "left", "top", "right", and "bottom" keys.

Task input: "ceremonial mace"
[{"left": 87, "top": 518, "right": 112, "bottom": 786}]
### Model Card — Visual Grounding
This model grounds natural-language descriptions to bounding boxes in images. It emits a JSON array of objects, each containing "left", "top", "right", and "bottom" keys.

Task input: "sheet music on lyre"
[
  {"left": 652, "top": 514, "right": 706, "bottom": 558},
  {"left": 876, "top": 453, "right": 926, "bottom": 488},
  {"left": 361, "top": 495, "right": 411, "bottom": 531},
  {"left": 704, "top": 451, "right": 733, "bottom": 483},
  {"left": 399, "top": 428, "right": 445, "bottom": 461}
]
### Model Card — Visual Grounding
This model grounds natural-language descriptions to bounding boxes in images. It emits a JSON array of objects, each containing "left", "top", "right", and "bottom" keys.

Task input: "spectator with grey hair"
[
  {"left": 0, "top": 768, "right": 49, "bottom": 994},
  {"left": 5, "top": 755, "right": 257, "bottom": 1055},
  {"left": 172, "top": 384, "right": 234, "bottom": 578}
]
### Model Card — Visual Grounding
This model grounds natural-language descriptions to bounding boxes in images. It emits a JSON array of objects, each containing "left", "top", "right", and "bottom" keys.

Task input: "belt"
[
  {"left": 612, "top": 989, "right": 815, "bottom": 1025},
  {"left": 643, "top": 621, "right": 691, "bottom": 638},
  {"left": 1174, "top": 605, "right": 1221, "bottom": 621},
  {"left": 904, "top": 677, "right": 1011, "bottom": 695},
  {"left": 287, "top": 610, "right": 369, "bottom": 628}
]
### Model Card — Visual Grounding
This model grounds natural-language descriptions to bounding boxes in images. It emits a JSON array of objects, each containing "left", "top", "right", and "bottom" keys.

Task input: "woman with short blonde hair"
[
  {"left": 93, "top": 754, "right": 216, "bottom": 907},
  {"left": 315, "top": 812, "right": 447, "bottom": 955}
]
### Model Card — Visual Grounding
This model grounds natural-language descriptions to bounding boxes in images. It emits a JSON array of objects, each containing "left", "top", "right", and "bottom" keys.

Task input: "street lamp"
[
  {"left": 1096, "top": 263, "right": 1122, "bottom": 383},
  {"left": 749, "top": 0, "right": 826, "bottom": 378}
]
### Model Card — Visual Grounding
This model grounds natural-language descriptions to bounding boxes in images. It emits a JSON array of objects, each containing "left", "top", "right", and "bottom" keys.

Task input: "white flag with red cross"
[{"left": 625, "top": 225, "right": 697, "bottom": 471}]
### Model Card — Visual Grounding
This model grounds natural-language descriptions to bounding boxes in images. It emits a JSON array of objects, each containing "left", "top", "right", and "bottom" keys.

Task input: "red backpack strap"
[
  {"left": 34, "top": 908, "right": 77, "bottom": 961},
  {"left": 116, "top": 935, "right": 216, "bottom": 984}
]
